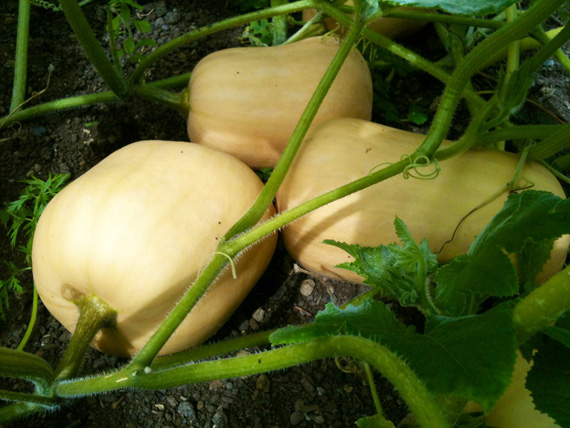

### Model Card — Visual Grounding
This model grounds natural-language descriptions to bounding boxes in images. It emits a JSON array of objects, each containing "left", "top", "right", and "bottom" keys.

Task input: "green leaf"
[
  {"left": 380, "top": 0, "right": 517, "bottom": 16},
  {"left": 526, "top": 336, "right": 570, "bottom": 427},
  {"left": 133, "top": 19, "right": 151, "bottom": 33},
  {"left": 356, "top": 414, "right": 395, "bottom": 428},
  {"left": 119, "top": 4, "right": 131, "bottom": 23},
  {"left": 469, "top": 191, "right": 570, "bottom": 257},
  {"left": 138, "top": 38, "right": 157, "bottom": 47},
  {"left": 324, "top": 218, "right": 438, "bottom": 310},
  {"left": 112, "top": 15, "right": 121, "bottom": 32},
  {"left": 407, "top": 104, "right": 428, "bottom": 125},
  {"left": 124, "top": 37, "right": 136, "bottom": 54},
  {"left": 434, "top": 251, "right": 518, "bottom": 315},
  {"left": 434, "top": 191, "right": 570, "bottom": 315},
  {"left": 271, "top": 300, "right": 517, "bottom": 410}
]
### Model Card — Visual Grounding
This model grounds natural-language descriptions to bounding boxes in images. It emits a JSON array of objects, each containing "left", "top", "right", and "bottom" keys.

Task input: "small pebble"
[
  {"left": 290, "top": 411, "right": 305, "bottom": 426},
  {"left": 300, "top": 279, "right": 316, "bottom": 296}
]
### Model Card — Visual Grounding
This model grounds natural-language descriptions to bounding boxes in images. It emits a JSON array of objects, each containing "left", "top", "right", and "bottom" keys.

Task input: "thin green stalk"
[
  {"left": 362, "top": 362, "right": 386, "bottom": 422},
  {"left": 10, "top": 0, "right": 32, "bottom": 112},
  {"left": 539, "top": 160, "right": 570, "bottom": 186},
  {"left": 58, "top": 0, "right": 129, "bottom": 99},
  {"left": 0, "top": 74, "right": 190, "bottom": 129},
  {"left": 55, "top": 295, "right": 117, "bottom": 380},
  {"left": 0, "top": 92, "right": 119, "bottom": 129},
  {"left": 131, "top": 0, "right": 314, "bottom": 83},
  {"left": 152, "top": 329, "right": 276, "bottom": 370},
  {"left": 525, "top": 21, "right": 570, "bottom": 78},
  {"left": 16, "top": 284, "right": 38, "bottom": 351},
  {"left": 513, "top": 264, "right": 570, "bottom": 344},
  {"left": 59, "top": 336, "right": 450, "bottom": 428},
  {"left": 223, "top": 18, "right": 365, "bottom": 240},
  {"left": 531, "top": 26, "right": 570, "bottom": 74}
]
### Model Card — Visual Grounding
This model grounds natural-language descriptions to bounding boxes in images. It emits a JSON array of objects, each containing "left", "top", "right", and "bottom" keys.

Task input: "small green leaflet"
[
  {"left": 325, "top": 217, "right": 438, "bottom": 310},
  {"left": 270, "top": 300, "right": 517, "bottom": 410},
  {"left": 379, "top": 0, "right": 517, "bottom": 16}
]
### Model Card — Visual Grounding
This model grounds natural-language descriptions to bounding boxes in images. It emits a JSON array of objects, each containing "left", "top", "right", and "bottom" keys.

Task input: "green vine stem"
[
  {"left": 59, "top": 336, "right": 450, "bottom": 428},
  {"left": 271, "top": 0, "right": 289, "bottom": 45},
  {"left": 223, "top": 17, "right": 365, "bottom": 240},
  {"left": 504, "top": 4, "right": 521, "bottom": 86},
  {"left": 380, "top": 8, "right": 504, "bottom": 30},
  {"left": 414, "top": 0, "right": 567, "bottom": 159},
  {"left": 54, "top": 295, "right": 117, "bottom": 380},
  {"left": 527, "top": 125, "right": 570, "bottom": 161},
  {"left": 478, "top": 124, "right": 570, "bottom": 147},
  {"left": 513, "top": 264, "right": 570, "bottom": 344},
  {"left": 10, "top": 0, "right": 31, "bottom": 112},
  {"left": 152, "top": 329, "right": 275, "bottom": 370},
  {"left": 531, "top": 26, "right": 570, "bottom": 74},
  {"left": 362, "top": 362, "right": 387, "bottom": 422},
  {"left": 58, "top": 0, "right": 130, "bottom": 99}
]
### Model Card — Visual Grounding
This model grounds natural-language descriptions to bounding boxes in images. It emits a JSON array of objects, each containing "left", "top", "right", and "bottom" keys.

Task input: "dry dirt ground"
[{"left": 1, "top": 1, "right": 569, "bottom": 427}]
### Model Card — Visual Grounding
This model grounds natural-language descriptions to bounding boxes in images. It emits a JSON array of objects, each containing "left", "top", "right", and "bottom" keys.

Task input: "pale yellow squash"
[
  {"left": 187, "top": 36, "right": 373, "bottom": 169},
  {"left": 464, "top": 351, "right": 561, "bottom": 428},
  {"left": 32, "top": 141, "right": 277, "bottom": 357},
  {"left": 276, "top": 118, "right": 569, "bottom": 284}
]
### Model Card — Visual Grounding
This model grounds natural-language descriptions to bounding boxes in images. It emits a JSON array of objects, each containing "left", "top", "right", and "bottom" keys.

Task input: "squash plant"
[{"left": 1, "top": 0, "right": 570, "bottom": 427}]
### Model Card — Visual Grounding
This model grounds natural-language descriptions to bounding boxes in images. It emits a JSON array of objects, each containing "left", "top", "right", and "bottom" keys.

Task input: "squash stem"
[
  {"left": 61, "top": 336, "right": 450, "bottom": 428},
  {"left": 54, "top": 295, "right": 117, "bottom": 380},
  {"left": 224, "top": 14, "right": 366, "bottom": 240},
  {"left": 513, "top": 264, "right": 570, "bottom": 345}
]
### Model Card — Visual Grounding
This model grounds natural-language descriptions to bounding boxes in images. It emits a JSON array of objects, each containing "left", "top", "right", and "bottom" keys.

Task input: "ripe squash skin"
[
  {"left": 32, "top": 141, "right": 277, "bottom": 357},
  {"left": 464, "top": 351, "right": 561, "bottom": 428},
  {"left": 276, "top": 118, "right": 569, "bottom": 284},
  {"left": 187, "top": 36, "right": 373, "bottom": 169}
]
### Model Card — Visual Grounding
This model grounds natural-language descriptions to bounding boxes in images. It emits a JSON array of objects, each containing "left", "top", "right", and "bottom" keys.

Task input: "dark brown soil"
[{"left": 1, "top": 1, "right": 568, "bottom": 428}]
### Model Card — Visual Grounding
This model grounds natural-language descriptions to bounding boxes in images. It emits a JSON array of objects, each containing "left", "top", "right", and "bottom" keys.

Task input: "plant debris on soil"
[{"left": 1, "top": 1, "right": 569, "bottom": 427}]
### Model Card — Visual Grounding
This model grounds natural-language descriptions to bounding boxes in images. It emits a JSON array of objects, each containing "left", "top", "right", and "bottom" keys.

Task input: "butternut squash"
[
  {"left": 276, "top": 118, "right": 569, "bottom": 284},
  {"left": 32, "top": 141, "right": 277, "bottom": 357},
  {"left": 187, "top": 36, "right": 373, "bottom": 169}
]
